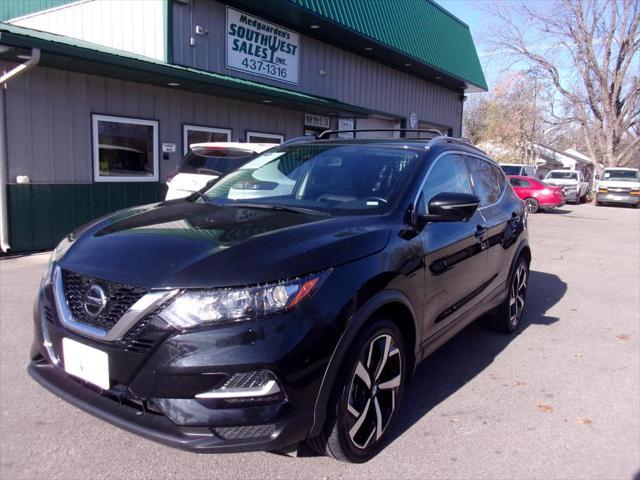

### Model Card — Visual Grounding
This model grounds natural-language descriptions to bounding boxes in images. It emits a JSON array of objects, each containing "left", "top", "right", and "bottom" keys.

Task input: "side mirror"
[{"left": 416, "top": 192, "right": 480, "bottom": 226}]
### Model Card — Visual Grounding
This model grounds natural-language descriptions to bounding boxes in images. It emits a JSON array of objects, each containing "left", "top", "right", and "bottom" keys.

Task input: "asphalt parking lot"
[{"left": 1, "top": 202, "right": 638, "bottom": 479}]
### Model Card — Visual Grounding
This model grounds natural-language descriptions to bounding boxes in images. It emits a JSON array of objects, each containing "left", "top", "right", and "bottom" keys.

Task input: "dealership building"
[{"left": 0, "top": 0, "right": 486, "bottom": 252}]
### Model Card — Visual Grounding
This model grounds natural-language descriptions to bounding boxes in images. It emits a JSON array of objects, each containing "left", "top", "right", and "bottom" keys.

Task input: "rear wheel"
[
  {"left": 491, "top": 256, "right": 529, "bottom": 333},
  {"left": 524, "top": 198, "right": 539, "bottom": 213},
  {"left": 310, "top": 318, "right": 406, "bottom": 463}
]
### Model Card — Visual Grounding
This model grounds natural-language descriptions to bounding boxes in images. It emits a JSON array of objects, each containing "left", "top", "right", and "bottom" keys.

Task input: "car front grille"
[
  {"left": 607, "top": 187, "right": 630, "bottom": 193},
  {"left": 61, "top": 269, "right": 148, "bottom": 331}
]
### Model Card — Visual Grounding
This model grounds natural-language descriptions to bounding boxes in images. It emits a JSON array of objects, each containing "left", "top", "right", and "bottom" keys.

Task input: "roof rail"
[
  {"left": 427, "top": 136, "right": 486, "bottom": 154},
  {"left": 280, "top": 135, "right": 316, "bottom": 146},
  {"left": 316, "top": 128, "right": 445, "bottom": 139}
]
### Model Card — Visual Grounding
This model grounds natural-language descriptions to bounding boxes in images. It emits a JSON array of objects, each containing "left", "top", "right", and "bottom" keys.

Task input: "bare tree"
[
  {"left": 462, "top": 95, "right": 487, "bottom": 144},
  {"left": 484, "top": 0, "right": 640, "bottom": 167},
  {"left": 466, "top": 71, "right": 556, "bottom": 163}
]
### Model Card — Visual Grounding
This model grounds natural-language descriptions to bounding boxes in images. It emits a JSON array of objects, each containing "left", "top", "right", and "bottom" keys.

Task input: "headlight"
[{"left": 159, "top": 272, "right": 328, "bottom": 328}]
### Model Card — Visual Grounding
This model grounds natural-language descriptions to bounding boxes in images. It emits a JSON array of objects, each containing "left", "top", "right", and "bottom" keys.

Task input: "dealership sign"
[{"left": 226, "top": 7, "right": 300, "bottom": 85}]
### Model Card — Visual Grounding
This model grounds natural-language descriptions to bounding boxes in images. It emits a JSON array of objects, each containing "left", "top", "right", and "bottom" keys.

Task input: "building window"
[
  {"left": 92, "top": 114, "right": 158, "bottom": 182},
  {"left": 246, "top": 131, "right": 284, "bottom": 144},
  {"left": 183, "top": 125, "right": 232, "bottom": 154}
]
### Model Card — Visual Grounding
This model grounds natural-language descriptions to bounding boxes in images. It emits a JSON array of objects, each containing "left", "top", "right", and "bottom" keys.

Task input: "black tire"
[
  {"left": 491, "top": 256, "right": 529, "bottom": 333},
  {"left": 309, "top": 318, "right": 406, "bottom": 463},
  {"left": 524, "top": 198, "right": 540, "bottom": 213}
]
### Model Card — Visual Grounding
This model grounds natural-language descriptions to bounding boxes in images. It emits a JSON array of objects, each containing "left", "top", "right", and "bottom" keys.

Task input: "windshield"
[
  {"left": 547, "top": 171, "right": 577, "bottom": 180},
  {"left": 500, "top": 165, "right": 522, "bottom": 175},
  {"left": 178, "top": 148, "right": 256, "bottom": 176},
  {"left": 603, "top": 169, "right": 640, "bottom": 182},
  {"left": 200, "top": 144, "right": 421, "bottom": 214}
]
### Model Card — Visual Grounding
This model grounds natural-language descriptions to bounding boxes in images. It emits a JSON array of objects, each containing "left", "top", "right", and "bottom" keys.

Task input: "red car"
[{"left": 508, "top": 175, "right": 566, "bottom": 213}]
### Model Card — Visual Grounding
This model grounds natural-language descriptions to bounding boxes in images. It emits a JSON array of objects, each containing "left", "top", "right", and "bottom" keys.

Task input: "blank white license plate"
[{"left": 62, "top": 338, "right": 110, "bottom": 389}]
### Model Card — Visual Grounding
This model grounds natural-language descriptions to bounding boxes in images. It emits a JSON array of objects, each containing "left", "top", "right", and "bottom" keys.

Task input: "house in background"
[{"left": 0, "top": 0, "right": 486, "bottom": 253}]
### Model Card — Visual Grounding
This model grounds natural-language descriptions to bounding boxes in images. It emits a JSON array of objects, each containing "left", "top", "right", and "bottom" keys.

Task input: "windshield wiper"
[
  {"left": 188, "top": 191, "right": 210, "bottom": 202},
  {"left": 224, "top": 202, "right": 330, "bottom": 216}
]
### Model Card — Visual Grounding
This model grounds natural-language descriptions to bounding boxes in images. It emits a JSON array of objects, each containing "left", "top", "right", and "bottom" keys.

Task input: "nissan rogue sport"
[{"left": 29, "top": 130, "right": 530, "bottom": 463}]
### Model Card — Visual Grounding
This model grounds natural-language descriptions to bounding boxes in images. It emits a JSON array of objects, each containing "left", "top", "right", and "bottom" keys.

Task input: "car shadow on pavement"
[
  {"left": 541, "top": 208, "right": 572, "bottom": 214},
  {"left": 387, "top": 269, "right": 566, "bottom": 447}
]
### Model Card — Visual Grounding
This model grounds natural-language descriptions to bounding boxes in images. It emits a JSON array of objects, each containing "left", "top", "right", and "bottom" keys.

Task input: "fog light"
[{"left": 195, "top": 370, "right": 281, "bottom": 399}]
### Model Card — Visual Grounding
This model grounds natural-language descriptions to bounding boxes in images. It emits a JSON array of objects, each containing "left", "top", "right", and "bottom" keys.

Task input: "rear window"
[
  {"left": 510, "top": 178, "right": 532, "bottom": 188},
  {"left": 547, "top": 171, "right": 577, "bottom": 180},
  {"left": 178, "top": 148, "right": 256, "bottom": 175},
  {"left": 500, "top": 165, "right": 522, "bottom": 176}
]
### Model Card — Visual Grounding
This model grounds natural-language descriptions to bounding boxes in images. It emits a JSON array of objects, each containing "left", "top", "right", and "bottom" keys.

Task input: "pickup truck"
[{"left": 544, "top": 169, "right": 589, "bottom": 204}]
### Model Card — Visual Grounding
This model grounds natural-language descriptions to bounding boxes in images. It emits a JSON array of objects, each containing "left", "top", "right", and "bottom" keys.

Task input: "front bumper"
[
  {"left": 28, "top": 360, "right": 308, "bottom": 453},
  {"left": 29, "top": 277, "right": 345, "bottom": 453},
  {"left": 596, "top": 192, "right": 640, "bottom": 205}
]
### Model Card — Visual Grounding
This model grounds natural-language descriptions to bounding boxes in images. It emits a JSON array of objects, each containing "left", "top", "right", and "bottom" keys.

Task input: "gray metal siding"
[
  {"left": 3, "top": 62, "right": 304, "bottom": 183},
  {"left": 172, "top": 0, "right": 462, "bottom": 134}
]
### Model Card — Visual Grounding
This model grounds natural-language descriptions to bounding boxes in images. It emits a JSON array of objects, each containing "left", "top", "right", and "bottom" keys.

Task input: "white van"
[{"left": 596, "top": 167, "right": 640, "bottom": 207}]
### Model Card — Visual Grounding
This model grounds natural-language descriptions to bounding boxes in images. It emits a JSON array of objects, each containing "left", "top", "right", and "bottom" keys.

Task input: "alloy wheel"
[
  {"left": 345, "top": 334, "right": 402, "bottom": 450},
  {"left": 509, "top": 263, "right": 528, "bottom": 326},
  {"left": 525, "top": 198, "right": 539, "bottom": 213}
]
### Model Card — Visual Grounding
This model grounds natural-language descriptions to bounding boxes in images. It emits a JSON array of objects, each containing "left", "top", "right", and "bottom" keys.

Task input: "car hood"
[{"left": 58, "top": 201, "right": 391, "bottom": 289}]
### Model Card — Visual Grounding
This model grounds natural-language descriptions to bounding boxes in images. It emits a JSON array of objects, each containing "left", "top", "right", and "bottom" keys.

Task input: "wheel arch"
[{"left": 308, "top": 289, "right": 418, "bottom": 438}]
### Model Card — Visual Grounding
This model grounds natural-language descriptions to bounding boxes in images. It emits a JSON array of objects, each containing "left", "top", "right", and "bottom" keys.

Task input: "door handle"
[{"left": 475, "top": 225, "right": 487, "bottom": 238}]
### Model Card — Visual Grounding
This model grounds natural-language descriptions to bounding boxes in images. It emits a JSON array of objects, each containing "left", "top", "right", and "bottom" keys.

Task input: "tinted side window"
[
  {"left": 467, "top": 157, "right": 501, "bottom": 206},
  {"left": 492, "top": 165, "right": 506, "bottom": 193},
  {"left": 421, "top": 154, "right": 472, "bottom": 212}
]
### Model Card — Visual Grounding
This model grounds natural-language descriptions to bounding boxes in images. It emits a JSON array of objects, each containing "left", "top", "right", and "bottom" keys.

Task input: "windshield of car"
[
  {"left": 547, "top": 171, "right": 578, "bottom": 180},
  {"left": 178, "top": 148, "right": 256, "bottom": 176},
  {"left": 602, "top": 169, "right": 640, "bottom": 181},
  {"left": 500, "top": 165, "right": 522, "bottom": 175},
  {"left": 200, "top": 144, "right": 421, "bottom": 214}
]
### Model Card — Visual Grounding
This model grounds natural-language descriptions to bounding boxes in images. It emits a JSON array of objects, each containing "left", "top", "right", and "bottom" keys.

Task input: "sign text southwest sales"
[{"left": 226, "top": 7, "right": 300, "bottom": 85}]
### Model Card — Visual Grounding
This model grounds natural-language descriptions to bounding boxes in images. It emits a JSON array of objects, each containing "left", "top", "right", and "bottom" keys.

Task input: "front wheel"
[
  {"left": 491, "top": 256, "right": 529, "bottom": 333},
  {"left": 310, "top": 319, "right": 406, "bottom": 463}
]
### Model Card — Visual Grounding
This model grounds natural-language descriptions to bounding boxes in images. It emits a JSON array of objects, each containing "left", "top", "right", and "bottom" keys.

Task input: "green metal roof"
[
  {"left": 0, "top": 23, "right": 372, "bottom": 116},
  {"left": 0, "top": 0, "right": 76, "bottom": 22},
  {"left": 286, "top": 0, "right": 487, "bottom": 91}
]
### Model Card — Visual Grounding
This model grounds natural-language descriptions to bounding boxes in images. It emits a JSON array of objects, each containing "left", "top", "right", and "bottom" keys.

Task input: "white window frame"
[
  {"left": 92, "top": 114, "right": 159, "bottom": 183},
  {"left": 183, "top": 125, "right": 232, "bottom": 154},
  {"left": 246, "top": 131, "right": 285, "bottom": 144}
]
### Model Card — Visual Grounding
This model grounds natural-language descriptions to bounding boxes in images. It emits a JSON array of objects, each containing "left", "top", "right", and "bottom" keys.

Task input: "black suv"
[{"left": 29, "top": 130, "right": 530, "bottom": 463}]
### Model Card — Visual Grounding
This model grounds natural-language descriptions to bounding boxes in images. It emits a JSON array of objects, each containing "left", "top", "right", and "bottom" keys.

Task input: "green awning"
[{"left": 228, "top": 0, "right": 488, "bottom": 92}]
